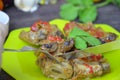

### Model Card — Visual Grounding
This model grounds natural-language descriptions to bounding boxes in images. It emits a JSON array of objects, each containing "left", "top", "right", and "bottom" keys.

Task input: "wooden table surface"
[{"left": 0, "top": 0, "right": 120, "bottom": 80}]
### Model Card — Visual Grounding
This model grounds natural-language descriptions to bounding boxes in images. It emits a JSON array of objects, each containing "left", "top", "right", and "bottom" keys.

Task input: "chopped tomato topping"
[
  {"left": 64, "top": 23, "right": 71, "bottom": 31},
  {"left": 88, "top": 28, "right": 105, "bottom": 38},
  {"left": 64, "top": 22, "right": 106, "bottom": 39},
  {"left": 91, "top": 54, "right": 102, "bottom": 61},
  {"left": 89, "top": 66, "right": 93, "bottom": 73},
  {"left": 81, "top": 57, "right": 88, "bottom": 61},
  {"left": 30, "top": 25, "right": 38, "bottom": 32},
  {"left": 96, "top": 54, "right": 102, "bottom": 60},
  {"left": 48, "top": 35, "right": 56, "bottom": 42},
  {"left": 48, "top": 35, "right": 63, "bottom": 42},
  {"left": 55, "top": 36, "right": 62, "bottom": 42},
  {"left": 84, "top": 63, "right": 93, "bottom": 73},
  {"left": 96, "top": 31, "right": 104, "bottom": 38},
  {"left": 30, "top": 20, "right": 50, "bottom": 32},
  {"left": 42, "top": 21, "right": 49, "bottom": 25}
]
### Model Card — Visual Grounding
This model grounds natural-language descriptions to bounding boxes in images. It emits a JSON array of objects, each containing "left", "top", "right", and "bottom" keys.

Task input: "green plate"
[{"left": 2, "top": 19, "right": 120, "bottom": 80}]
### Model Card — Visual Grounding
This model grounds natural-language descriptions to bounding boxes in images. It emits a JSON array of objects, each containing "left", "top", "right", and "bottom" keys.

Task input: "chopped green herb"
[
  {"left": 79, "top": 6, "right": 97, "bottom": 23},
  {"left": 60, "top": 3, "right": 78, "bottom": 20},
  {"left": 68, "top": 27, "right": 91, "bottom": 38},
  {"left": 68, "top": 27, "right": 101, "bottom": 49},
  {"left": 82, "top": 36, "right": 101, "bottom": 46},
  {"left": 60, "top": 0, "right": 120, "bottom": 23},
  {"left": 60, "top": 0, "right": 96, "bottom": 23},
  {"left": 75, "top": 37, "right": 87, "bottom": 50}
]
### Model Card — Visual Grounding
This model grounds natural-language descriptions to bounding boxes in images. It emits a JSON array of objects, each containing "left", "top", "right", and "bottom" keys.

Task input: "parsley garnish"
[
  {"left": 60, "top": 0, "right": 97, "bottom": 23},
  {"left": 60, "top": 0, "right": 120, "bottom": 23},
  {"left": 68, "top": 27, "right": 101, "bottom": 50}
]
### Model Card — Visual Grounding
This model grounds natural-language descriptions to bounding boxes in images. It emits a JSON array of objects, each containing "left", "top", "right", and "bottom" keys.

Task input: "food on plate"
[
  {"left": 63, "top": 22, "right": 117, "bottom": 50},
  {"left": 19, "top": 20, "right": 64, "bottom": 45},
  {"left": 35, "top": 49, "right": 110, "bottom": 80},
  {"left": 19, "top": 20, "right": 117, "bottom": 47},
  {"left": 19, "top": 20, "right": 117, "bottom": 80},
  {"left": 64, "top": 22, "right": 117, "bottom": 43},
  {"left": 34, "top": 37, "right": 110, "bottom": 80}
]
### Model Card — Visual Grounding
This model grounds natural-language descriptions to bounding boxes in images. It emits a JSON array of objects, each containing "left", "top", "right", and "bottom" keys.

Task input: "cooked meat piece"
[
  {"left": 55, "top": 30, "right": 64, "bottom": 38},
  {"left": 36, "top": 54, "right": 73, "bottom": 79},
  {"left": 40, "top": 39, "right": 74, "bottom": 55},
  {"left": 72, "top": 60, "right": 103, "bottom": 79},
  {"left": 106, "top": 32, "right": 117, "bottom": 41},
  {"left": 19, "top": 29, "right": 49, "bottom": 45},
  {"left": 72, "top": 59, "right": 110, "bottom": 79},
  {"left": 99, "top": 32, "right": 117, "bottom": 43},
  {"left": 60, "top": 39, "right": 74, "bottom": 53},
  {"left": 64, "top": 22, "right": 117, "bottom": 42},
  {"left": 100, "top": 62, "right": 110, "bottom": 73},
  {"left": 41, "top": 42, "right": 58, "bottom": 53},
  {"left": 19, "top": 21, "right": 64, "bottom": 45},
  {"left": 19, "top": 30, "right": 40, "bottom": 45},
  {"left": 37, "top": 29, "right": 48, "bottom": 40},
  {"left": 70, "top": 51, "right": 110, "bottom": 79},
  {"left": 19, "top": 20, "right": 112, "bottom": 80},
  {"left": 35, "top": 50, "right": 110, "bottom": 80}
]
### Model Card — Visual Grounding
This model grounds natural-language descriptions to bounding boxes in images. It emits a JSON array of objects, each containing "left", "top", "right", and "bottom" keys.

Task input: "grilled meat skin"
[{"left": 35, "top": 50, "right": 110, "bottom": 80}]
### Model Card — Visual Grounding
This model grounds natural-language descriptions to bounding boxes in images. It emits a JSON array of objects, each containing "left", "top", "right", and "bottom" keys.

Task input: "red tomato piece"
[
  {"left": 47, "top": 35, "right": 63, "bottom": 43},
  {"left": 30, "top": 25, "right": 38, "bottom": 32},
  {"left": 48, "top": 35, "right": 56, "bottom": 42},
  {"left": 64, "top": 23, "right": 71, "bottom": 31},
  {"left": 96, "top": 54, "right": 102, "bottom": 60},
  {"left": 30, "top": 20, "right": 50, "bottom": 32},
  {"left": 83, "top": 63, "right": 93, "bottom": 74},
  {"left": 56, "top": 36, "right": 62, "bottom": 42}
]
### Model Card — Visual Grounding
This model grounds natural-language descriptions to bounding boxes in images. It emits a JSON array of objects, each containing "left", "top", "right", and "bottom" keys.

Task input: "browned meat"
[
  {"left": 71, "top": 52, "right": 110, "bottom": 79},
  {"left": 99, "top": 32, "right": 117, "bottom": 43},
  {"left": 36, "top": 55, "right": 73, "bottom": 79},
  {"left": 19, "top": 21, "right": 64, "bottom": 45},
  {"left": 19, "top": 20, "right": 113, "bottom": 80},
  {"left": 60, "top": 39, "right": 74, "bottom": 53},
  {"left": 41, "top": 42, "right": 58, "bottom": 53},
  {"left": 19, "top": 29, "right": 48, "bottom": 45},
  {"left": 40, "top": 39, "right": 74, "bottom": 55},
  {"left": 63, "top": 22, "right": 117, "bottom": 43},
  {"left": 35, "top": 50, "right": 110, "bottom": 80}
]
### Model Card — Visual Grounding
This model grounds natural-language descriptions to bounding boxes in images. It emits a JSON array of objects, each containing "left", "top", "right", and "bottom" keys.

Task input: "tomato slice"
[
  {"left": 47, "top": 35, "right": 63, "bottom": 42},
  {"left": 48, "top": 35, "right": 56, "bottom": 42},
  {"left": 64, "top": 23, "right": 71, "bottom": 31},
  {"left": 30, "top": 20, "right": 50, "bottom": 32},
  {"left": 30, "top": 24, "right": 38, "bottom": 32}
]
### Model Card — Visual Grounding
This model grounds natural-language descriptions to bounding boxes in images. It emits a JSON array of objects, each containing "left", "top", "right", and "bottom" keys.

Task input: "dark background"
[{"left": 0, "top": 0, "right": 120, "bottom": 80}]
